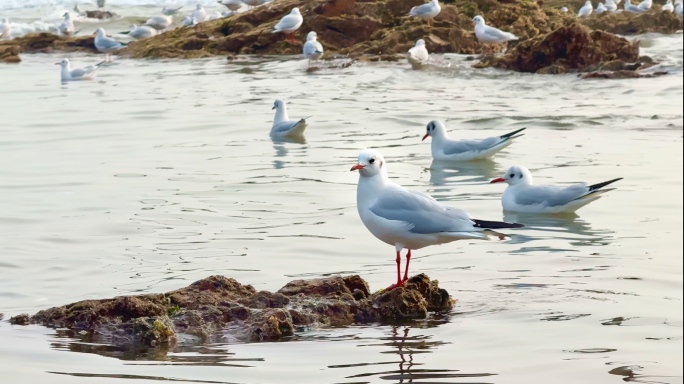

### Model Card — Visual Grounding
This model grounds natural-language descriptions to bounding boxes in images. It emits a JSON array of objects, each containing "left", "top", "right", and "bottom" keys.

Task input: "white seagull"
[
  {"left": 490, "top": 165, "right": 623, "bottom": 214},
  {"left": 637, "top": 0, "right": 653, "bottom": 10},
  {"left": 270, "top": 99, "right": 310, "bottom": 138},
  {"left": 0, "top": 18, "right": 10, "bottom": 39},
  {"left": 578, "top": 1, "right": 593, "bottom": 16},
  {"left": 662, "top": 0, "right": 674, "bottom": 11},
  {"left": 218, "top": 0, "right": 244, "bottom": 11},
  {"left": 94, "top": 28, "right": 126, "bottom": 62},
  {"left": 59, "top": 12, "right": 75, "bottom": 36},
  {"left": 192, "top": 4, "right": 208, "bottom": 23},
  {"left": 303, "top": 31, "right": 324, "bottom": 69},
  {"left": 596, "top": 2, "right": 608, "bottom": 12},
  {"left": 56, "top": 58, "right": 103, "bottom": 81},
  {"left": 272, "top": 8, "right": 303, "bottom": 43},
  {"left": 472, "top": 15, "right": 518, "bottom": 54},
  {"left": 144, "top": 15, "right": 174, "bottom": 31},
  {"left": 351, "top": 149, "right": 523, "bottom": 290},
  {"left": 624, "top": 0, "right": 646, "bottom": 12},
  {"left": 561, "top": 6, "right": 569, "bottom": 11},
  {"left": 422, "top": 121, "right": 526, "bottom": 162},
  {"left": 408, "top": 0, "right": 441, "bottom": 27},
  {"left": 97, "top": 0, "right": 106, "bottom": 10},
  {"left": 126, "top": 24, "right": 157, "bottom": 39},
  {"left": 162, "top": 7, "right": 183, "bottom": 16},
  {"left": 605, "top": 0, "right": 618, "bottom": 12},
  {"left": 676, "top": 1, "right": 683, "bottom": 15},
  {"left": 407, "top": 39, "right": 429, "bottom": 69}
]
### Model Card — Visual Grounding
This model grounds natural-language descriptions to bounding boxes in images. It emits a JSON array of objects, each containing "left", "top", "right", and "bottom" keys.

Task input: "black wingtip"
[
  {"left": 472, "top": 219, "right": 524, "bottom": 229},
  {"left": 500, "top": 127, "right": 527, "bottom": 140},
  {"left": 588, "top": 177, "right": 623, "bottom": 192}
]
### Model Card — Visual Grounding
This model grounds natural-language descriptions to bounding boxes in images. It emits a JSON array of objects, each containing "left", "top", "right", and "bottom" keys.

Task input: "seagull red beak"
[
  {"left": 350, "top": 164, "right": 365, "bottom": 171},
  {"left": 490, "top": 177, "right": 506, "bottom": 184},
  {"left": 422, "top": 133, "right": 429, "bottom": 141}
]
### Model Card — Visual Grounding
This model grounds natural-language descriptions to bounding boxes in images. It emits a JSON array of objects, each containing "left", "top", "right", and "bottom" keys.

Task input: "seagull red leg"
[
  {"left": 402, "top": 250, "right": 411, "bottom": 282},
  {"left": 385, "top": 250, "right": 403, "bottom": 291}
]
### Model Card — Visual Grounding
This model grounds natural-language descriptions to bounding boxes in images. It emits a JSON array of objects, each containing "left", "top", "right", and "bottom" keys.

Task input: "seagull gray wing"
[
  {"left": 409, "top": 3, "right": 434, "bottom": 16},
  {"left": 274, "top": 14, "right": 300, "bottom": 31},
  {"left": 441, "top": 137, "right": 502, "bottom": 155},
  {"left": 483, "top": 25, "right": 516, "bottom": 41},
  {"left": 271, "top": 119, "right": 301, "bottom": 134},
  {"left": 303, "top": 41, "right": 321, "bottom": 56},
  {"left": 515, "top": 184, "right": 590, "bottom": 207}
]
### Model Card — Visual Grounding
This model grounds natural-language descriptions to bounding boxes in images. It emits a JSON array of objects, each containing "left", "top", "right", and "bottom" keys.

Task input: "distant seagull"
[
  {"left": 125, "top": 24, "right": 157, "bottom": 39},
  {"left": 56, "top": 58, "right": 103, "bottom": 81},
  {"left": 270, "top": 99, "right": 310, "bottom": 138},
  {"left": 596, "top": 2, "right": 608, "bottom": 12},
  {"left": 637, "top": 0, "right": 652, "bottom": 10},
  {"left": 303, "top": 31, "right": 324, "bottom": 69},
  {"left": 676, "top": 0, "right": 683, "bottom": 15},
  {"left": 422, "top": 120, "right": 526, "bottom": 161},
  {"left": 272, "top": 8, "right": 303, "bottom": 43},
  {"left": 605, "top": 0, "right": 618, "bottom": 12},
  {"left": 407, "top": 39, "right": 429, "bottom": 69},
  {"left": 59, "top": 12, "right": 75, "bottom": 36},
  {"left": 490, "top": 165, "right": 623, "bottom": 214},
  {"left": 181, "top": 15, "right": 197, "bottom": 27},
  {"left": 624, "top": 0, "right": 646, "bottom": 12},
  {"left": 144, "top": 15, "right": 173, "bottom": 30},
  {"left": 472, "top": 15, "right": 518, "bottom": 54},
  {"left": 662, "top": 0, "right": 674, "bottom": 11},
  {"left": 0, "top": 17, "right": 10, "bottom": 39},
  {"left": 97, "top": 0, "right": 106, "bottom": 10},
  {"left": 408, "top": 0, "right": 441, "bottom": 27},
  {"left": 162, "top": 7, "right": 183, "bottom": 16},
  {"left": 94, "top": 27, "right": 127, "bottom": 62},
  {"left": 218, "top": 0, "right": 244, "bottom": 11},
  {"left": 561, "top": 6, "right": 569, "bottom": 11},
  {"left": 191, "top": 4, "right": 208, "bottom": 23},
  {"left": 578, "top": 0, "right": 593, "bottom": 16}
]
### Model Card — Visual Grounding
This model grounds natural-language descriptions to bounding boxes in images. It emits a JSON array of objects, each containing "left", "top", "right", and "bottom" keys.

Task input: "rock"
[
  {"left": 580, "top": 10, "right": 682, "bottom": 35},
  {"left": 0, "top": 45, "right": 21, "bottom": 63},
  {"left": 581, "top": 69, "right": 668, "bottom": 79},
  {"left": 84, "top": 10, "right": 115, "bottom": 19},
  {"left": 22, "top": 274, "right": 454, "bottom": 347},
  {"left": 0, "top": 33, "right": 99, "bottom": 55},
  {"left": 9, "top": 313, "right": 29, "bottom": 325},
  {"left": 474, "top": 23, "right": 640, "bottom": 74}
]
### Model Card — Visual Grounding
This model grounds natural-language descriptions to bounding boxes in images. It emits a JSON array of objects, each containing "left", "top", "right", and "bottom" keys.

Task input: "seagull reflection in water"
[
  {"left": 270, "top": 135, "right": 307, "bottom": 170},
  {"left": 428, "top": 159, "right": 503, "bottom": 186}
]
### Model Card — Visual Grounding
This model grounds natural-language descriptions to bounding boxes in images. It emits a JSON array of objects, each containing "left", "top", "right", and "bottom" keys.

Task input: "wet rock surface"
[
  {"left": 84, "top": 10, "right": 115, "bottom": 19},
  {"left": 0, "top": 44, "right": 21, "bottom": 63},
  {"left": 15, "top": 274, "right": 454, "bottom": 346},
  {"left": 0, "top": 32, "right": 98, "bottom": 55}
]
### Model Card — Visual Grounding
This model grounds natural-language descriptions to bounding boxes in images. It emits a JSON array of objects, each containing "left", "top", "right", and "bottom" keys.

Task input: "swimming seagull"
[
  {"left": 218, "top": 0, "right": 244, "bottom": 11},
  {"left": 490, "top": 165, "right": 623, "bottom": 214},
  {"left": 596, "top": 2, "right": 608, "bottom": 12},
  {"left": 94, "top": 27, "right": 127, "bottom": 62},
  {"left": 472, "top": 15, "right": 518, "bottom": 54},
  {"left": 192, "top": 4, "right": 208, "bottom": 23},
  {"left": 125, "top": 24, "right": 157, "bottom": 39},
  {"left": 351, "top": 149, "right": 523, "bottom": 290},
  {"left": 408, "top": 0, "right": 441, "bottom": 27},
  {"left": 578, "top": 0, "right": 593, "bottom": 16},
  {"left": 0, "top": 18, "right": 10, "bottom": 39},
  {"left": 637, "top": 0, "right": 652, "bottom": 10},
  {"left": 272, "top": 8, "right": 303, "bottom": 43},
  {"left": 303, "top": 31, "right": 324, "bottom": 69},
  {"left": 162, "top": 6, "right": 183, "bottom": 16},
  {"left": 270, "top": 99, "right": 310, "bottom": 138},
  {"left": 56, "top": 58, "right": 103, "bottom": 81},
  {"left": 662, "top": 0, "right": 674, "bottom": 11},
  {"left": 624, "top": 0, "right": 646, "bottom": 12},
  {"left": 59, "top": 12, "right": 75, "bottom": 36},
  {"left": 144, "top": 15, "right": 173, "bottom": 30},
  {"left": 422, "top": 121, "right": 526, "bottom": 162},
  {"left": 407, "top": 39, "right": 429, "bottom": 69}
]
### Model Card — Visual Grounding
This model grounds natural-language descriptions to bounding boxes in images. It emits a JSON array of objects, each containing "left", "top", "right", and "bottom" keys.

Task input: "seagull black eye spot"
[
  {"left": 369, "top": 158, "right": 375, "bottom": 164},
  {"left": 509, "top": 173, "right": 515, "bottom": 178}
]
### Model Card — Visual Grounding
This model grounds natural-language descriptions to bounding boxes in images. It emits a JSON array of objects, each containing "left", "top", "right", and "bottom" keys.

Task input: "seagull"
[
  {"left": 303, "top": 31, "right": 324, "bottom": 69},
  {"left": 560, "top": 6, "right": 569, "bottom": 11},
  {"left": 144, "top": 15, "right": 173, "bottom": 31},
  {"left": 407, "top": 39, "right": 429, "bottom": 69},
  {"left": 578, "top": 1, "right": 593, "bottom": 16},
  {"left": 0, "top": 18, "right": 10, "bottom": 39},
  {"left": 56, "top": 58, "right": 103, "bottom": 81},
  {"left": 637, "top": 0, "right": 652, "bottom": 10},
  {"left": 490, "top": 165, "right": 623, "bottom": 214},
  {"left": 351, "top": 149, "right": 523, "bottom": 290},
  {"left": 94, "top": 28, "right": 126, "bottom": 62},
  {"left": 162, "top": 6, "right": 183, "bottom": 16},
  {"left": 207, "top": 11, "right": 224, "bottom": 21},
  {"left": 605, "top": 0, "right": 618, "bottom": 12},
  {"left": 472, "top": 15, "right": 518, "bottom": 55},
  {"left": 272, "top": 8, "right": 303, "bottom": 43},
  {"left": 125, "top": 24, "right": 157, "bottom": 39},
  {"left": 270, "top": 99, "right": 310, "bottom": 138},
  {"left": 218, "top": 0, "right": 244, "bottom": 11},
  {"left": 662, "top": 0, "right": 674, "bottom": 11},
  {"left": 676, "top": 1, "right": 683, "bottom": 15},
  {"left": 181, "top": 15, "right": 197, "bottom": 26},
  {"left": 191, "top": 4, "right": 208, "bottom": 23},
  {"left": 624, "top": 0, "right": 646, "bottom": 12},
  {"left": 97, "top": 0, "right": 106, "bottom": 10},
  {"left": 59, "top": 12, "right": 75, "bottom": 36},
  {"left": 408, "top": 0, "right": 441, "bottom": 27},
  {"left": 422, "top": 121, "right": 526, "bottom": 162},
  {"left": 596, "top": 2, "right": 608, "bottom": 12}
]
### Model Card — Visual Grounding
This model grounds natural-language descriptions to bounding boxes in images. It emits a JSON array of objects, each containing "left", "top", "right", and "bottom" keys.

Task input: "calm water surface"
[{"left": 0, "top": 33, "right": 682, "bottom": 383}]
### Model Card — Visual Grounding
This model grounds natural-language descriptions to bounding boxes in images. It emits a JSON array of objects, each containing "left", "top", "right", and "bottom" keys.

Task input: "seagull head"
[
  {"left": 307, "top": 31, "right": 317, "bottom": 41},
  {"left": 95, "top": 27, "right": 105, "bottom": 37},
  {"left": 421, "top": 120, "right": 447, "bottom": 141},
  {"left": 415, "top": 39, "right": 426, "bottom": 47},
  {"left": 490, "top": 165, "right": 533, "bottom": 186},
  {"left": 196, "top": 4, "right": 203, "bottom": 10},
  {"left": 350, "top": 149, "right": 386, "bottom": 178},
  {"left": 272, "top": 99, "right": 285, "bottom": 110},
  {"left": 472, "top": 15, "right": 485, "bottom": 25},
  {"left": 55, "top": 58, "right": 69, "bottom": 67},
  {"left": 291, "top": 7, "right": 301, "bottom": 15},
  {"left": 63, "top": 12, "right": 71, "bottom": 18}
]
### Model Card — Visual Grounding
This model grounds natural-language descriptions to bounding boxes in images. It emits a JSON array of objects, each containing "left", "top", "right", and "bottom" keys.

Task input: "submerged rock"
[
  {"left": 0, "top": 32, "right": 98, "bottom": 55},
  {"left": 84, "top": 10, "right": 115, "bottom": 20},
  {"left": 20, "top": 274, "right": 454, "bottom": 346}
]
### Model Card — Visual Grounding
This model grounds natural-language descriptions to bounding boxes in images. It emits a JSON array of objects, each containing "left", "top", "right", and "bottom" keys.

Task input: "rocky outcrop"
[
  {"left": 11, "top": 274, "right": 454, "bottom": 347},
  {"left": 84, "top": 10, "right": 115, "bottom": 19},
  {"left": 581, "top": 10, "right": 682, "bottom": 35},
  {"left": 474, "top": 23, "right": 643, "bottom": 73},
  {"left": 0, "top": 45, "right": 21, "bottom": 63},
  {"left": 0, "top": 32, "right": 98, "bottom": 55}
]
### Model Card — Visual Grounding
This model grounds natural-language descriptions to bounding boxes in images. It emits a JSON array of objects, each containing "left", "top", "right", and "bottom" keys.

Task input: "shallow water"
[{"left": 1, "top": 31, "right": 683, "bottom": 383}]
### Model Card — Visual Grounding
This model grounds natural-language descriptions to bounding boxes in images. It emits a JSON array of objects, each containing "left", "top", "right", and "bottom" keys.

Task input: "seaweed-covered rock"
[
  {"left": 9, "top": 313, "right": 29, "bottom": 325},
  {"left": 0, "top": 32, "right": 99, "bottom": 55},
  {"left": 474, "top": 23, "right": 640, "bottom": 73},
  {"left": 23, "top": 274, "right": 454, "bottom": 347},
  {"left": 581, "top": 10, "right": 682, "bottom": 35},
  {"left": 0, "top": 45, "right": 21, "bottom": 63},
  {"left": 84, "top": 10, "right": 115, "bottom": 19}
]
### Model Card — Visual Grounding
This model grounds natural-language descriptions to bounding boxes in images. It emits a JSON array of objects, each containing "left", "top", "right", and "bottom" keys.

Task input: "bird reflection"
[
  {"left": 270, "top": 136, "right": 307, "bottom": 170},
  {"left": 503, "top": 211, "right": 614, "bottom": 244},
  {"left": 393, "top": 327, "right": 415, "bottom": 382},
  {"left": 428, "top": 159, "right": 502, "bottom": 186}
]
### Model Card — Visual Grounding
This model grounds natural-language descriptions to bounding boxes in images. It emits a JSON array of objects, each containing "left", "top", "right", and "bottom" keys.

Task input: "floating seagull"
[
  {"left": 97, "top": 0, "right": 106, "bottom": 10},
  {"left": 272, "top": 8, "right": 303, "bottom": 43},
  {"left": 561, "top": 6, "right": 569, "bottom": 11},
  {"left": 162, "top": 6, "right": 183, "bottom": 16},
  {"left": 270, "top": 99, "right": 310, "bottom": 138},
  {"left": 303, "top": 31, "right": 324, "bottom": 69},
  {"left": 490, "top": 165, "right": 623, "bottom": 214},
  {"left": 0, "top": 18, "right": 10, "bottom": 39},
  {"left": 125, "top": 24, "right": 157, "bottom": 39},
  {"left": 351, "top": 149, "right": 523, "bottom": 290},
  {"left": 596, "top": 2, "right": 608, "bottom": 12},
  {"left": 192, "top": 4, "right": 208, "bottom": 23},
  {"left": 144, "top": 15, "right": 173, "bottom": 30},
  {"left": 408, "top": 0, "right": 441, "bottom": 27},
  {"left": 578, "top": 0, "right": 593, "bottom": 16},
  {"left": 422, "top": 120, "right": 526, "bottom": 162},
  {"left": 407, "top": 39, "right": 429, "bottom": 69},
  {"left": 59, "top": 12, "right": 75, "bottom": 36},
  {"left": 605, "top": 0, "right": 618, "bottom": 12},
  {"left": 56, "top": 58, "right": 103, "bottom": 81},
  {"left": 662, "top": 0, "right": 674, "bottom": 11},
  {"left": 637, "top": 0, "right": 652, "bottom": 10},
  {"left": 218, "top": 0, "right": 244, "bottom": 11},
  {"left": 94, "top": 28, "right": 126, "bottom": 62},
  {"left": 624, "top": 0, "right": 646, "bottom": 12},
  {"left": 472, "top": 15, "right": 518, "bottom": 54}
]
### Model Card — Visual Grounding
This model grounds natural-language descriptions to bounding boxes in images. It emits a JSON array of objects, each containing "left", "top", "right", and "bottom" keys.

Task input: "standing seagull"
[
  {"left": 191, "top": 4, "right": 208, "bottom": 23},
  {"left": 0, "top": 18, "right": 10, "bottom": 39},
  {"left": 94, "top": 28, "right": 126, "bottom": 62},
  {"left": 472, "top": 15, "right": 518, "bottom": 54},
  {"left": 162, "top": 6, "right": 183, "bottom": 16},
  {"left": 407, "top": 39, "right": 429, "bottom": 69},
  {"left": 408, "top": 0, "right": 441, "bottom": 27},
  {"left": 218, "top": 0, "right": 244, "bottom": 11},
  {"left": 56, "top": 58, "right": 103, "bottom": 81},
  {"left": 272, "top": 8, "right": 303, "bottom": 43},
  {"left": 662, "top": 0, "right": 674, "bottom": 11},
  {"left": 637, "top": 0, "right": 653, "bottom": 10},
  {"left": 144, "top": 15, "right": 174, "bottom": 31},
  {"left": 270, "top": 99, "right": 310, "bottom": 138},
  {"left": 624, "top": 0, "right": 646, "bottom": 12},
  {"left": 578, "top": 0, "right": 593, "bottom": 16},
  {"left": 605, "top": 0, "right": 618, "bottom": 12},
  {"left": 125, "top": 24, "right": 157, "bottom": 39},
  {"left": 351, "top": 149, "right": 523, "bottom": 290},
  {"left": 303, "top": 31, "right": 324, "bottom": 69},
  {"left": 676, "top": 1, "right": 683, "bottom": 15},
  {"left": 596, "top": 2, "right": 608, "bottom": 12},
  {"left": 59, "top": 12, "right": 75, "bottom": 36},
  {"left": 490, "top": 165, "right": 623, "bottom": 214},
  {"left": 422, "top": 120, "right": 526, "bottom": 162}
]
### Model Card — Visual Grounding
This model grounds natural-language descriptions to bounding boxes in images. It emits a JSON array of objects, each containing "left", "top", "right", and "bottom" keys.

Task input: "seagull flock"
[{"left": 574, "top": 0, "right": 682, "bottom": 16}]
